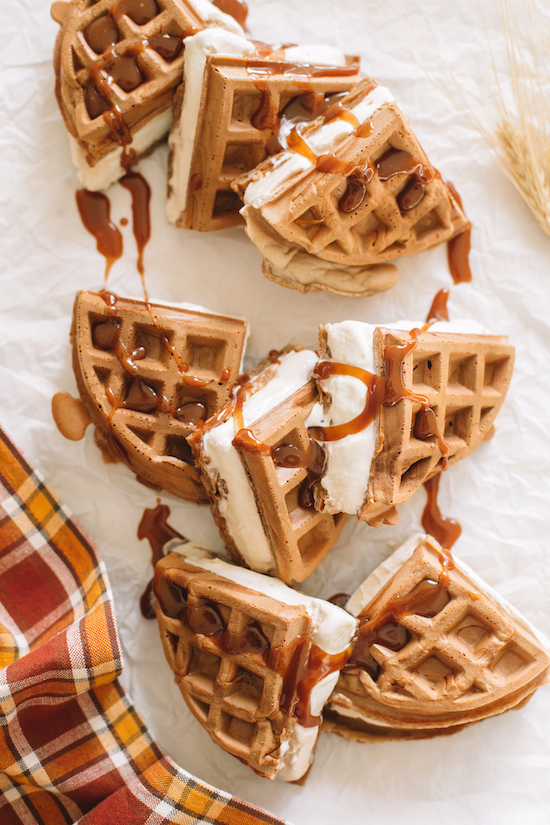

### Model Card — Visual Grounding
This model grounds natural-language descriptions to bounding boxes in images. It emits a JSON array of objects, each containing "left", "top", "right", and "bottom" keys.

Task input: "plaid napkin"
[{"left": 0, "top": 427, "right": 288, "bottom": 825}]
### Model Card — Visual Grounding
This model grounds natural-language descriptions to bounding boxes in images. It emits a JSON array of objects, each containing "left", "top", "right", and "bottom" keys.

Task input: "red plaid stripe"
[{"left": 0, "top": 427, "right": 289, "bottom": 825}]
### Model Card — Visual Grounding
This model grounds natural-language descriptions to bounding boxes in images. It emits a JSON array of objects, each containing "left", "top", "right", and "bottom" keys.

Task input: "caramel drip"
[
  {"left": 245, "top": 60, "right": 360, "bottom": 80},
  {"left": 347, "top": 578, "right": 450, "bottom": 679},
  {"left": 116, "top": 0, "right": 159, "bottom": 26},
  {"left": 232, "top": 428, "right": 272, "bottom": 455},
  {"left": 147, "top": 33, "right": 183, "bottom": 62},
  {"left": 421, "top": 475, "right": 461, "bottom": 574},
  {"left": 310, "top": 362, "right": 385, "bottom": 442},
  {"left": 250, "top": 81, "right": 280, "bottom": 131},
  {"left": 375, "top": 148, "right": 433, "bottom": 183},
  {"left": 323, "top": 101, "right": 360, "bottom": 129},
  {"left": 212, "top": 0, "right": 248, "bottom": 28},
  {"left": 287, "top": 126, "right": 317, "bottom": 163},
  {"left": 446, "top": 181, "right": 472, "bottom": 284},
  {"left": 119, "top": 171, "right": 151, "bottom": 277},
  {"left": 76, "top": 190, "right": 123, "bottom": 280},
  {"left": 427, "top": 288, "right": 450, "bottom": 322},
  {"left": 85, "top": 15, "right": 119, "bottom": 54},
  {"left": 138, "top": 502, "right": 185, "bottom": 619},
  {"left": 311, "top": 325, "right": 449, "bottom": 464}
]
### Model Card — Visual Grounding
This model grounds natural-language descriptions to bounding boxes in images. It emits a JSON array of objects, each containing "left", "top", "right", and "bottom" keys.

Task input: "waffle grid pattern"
[
  {"left": 57, "top": 0, "right": 204, "bottom": 153},
  {"left": 362, "top": 329, "right": 515, "bottom": 524},
  {"left": 156, "top": 554, "right": 311, "bottom": 778},
  {"left": 250, "top": 90, "right": 468, "bottom": 267},
  {"left": 73, "top": 292, "right": 247, "bottom": 501},
  {"left": 183, "top": 56, "right": 361, "bottom": 231},
  {"left": 235, "top": 381, "right": 348, "bottom": 583},
  {"left": 333, "top": 538, "right": 549, "bottom": 728}
]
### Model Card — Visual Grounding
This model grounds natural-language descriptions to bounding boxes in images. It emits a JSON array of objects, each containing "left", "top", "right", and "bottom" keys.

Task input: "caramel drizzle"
[
  {"left": 421, "top": 475, "right": 461, "bottom": 587},
  {"left": 445, "top": 181, "right": 472, "bottom": 284},
  {"left": 154, "top": 569, "right": 352, "bottom": 728},
  {"left": 138, "top": 502, "right": 185, "bottom": 620},
  {"left": 346, "top": 578, "right": 450, "bottom": 678},
  {"left": 311, "top": 325, "right": 450, "bottom": 468},
  {"left": 75, "top": 189, "right": 123, "bottom": 281}
]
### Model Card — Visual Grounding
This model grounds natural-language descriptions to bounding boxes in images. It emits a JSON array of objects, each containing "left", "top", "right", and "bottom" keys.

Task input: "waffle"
[
  {"left": 311, "top": 323, "right": 514, "bottom": 525},
  {"left": 235, "top": 79, "right": 469, "bottom": 295},
  {"left": 189, "top": 350, "right": 347, "bottom": 583},
  {"left": 52, "top": 0, "right": 242, "bottom": 190},
  {"left": 155, "top": 546, "right": 357, "bottom": 780},
  {"left": 167, "top": 37, "right": 362, "bottom": 231},
  {"left": 326, "top": 534, "right": 550, "bottom": 737},
  {"left": 67, "top": 290, "right": 248, "bottom": 502}
]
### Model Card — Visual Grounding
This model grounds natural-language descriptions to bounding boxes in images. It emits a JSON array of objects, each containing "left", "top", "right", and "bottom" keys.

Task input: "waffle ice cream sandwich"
[
  {"left": 307, "top": 319, "right": 514, "bottom": 525},
  {"left": 189, "top": 348, "right": 347, "bottom": 583},
  {"left": 325, "top": 534, "right": 550, "bottom": 738},
  {"left": 52, "top": 0, "right": 244, "bottom": 191},
  {"left": 234, "top": 78, "right": 469, "bottom": 296},
  {"left": 155, "top": 542, "right": 357, "bottom": 780},
  {"left": 166, "top": 29, "right": 361, "bottom": 230},
  {"left": 60, "top": 290, "right": 248, "bottom": 501}
]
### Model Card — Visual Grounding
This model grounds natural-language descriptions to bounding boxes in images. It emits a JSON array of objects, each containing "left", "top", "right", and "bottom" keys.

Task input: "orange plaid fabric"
[{"left": 0, "top": 427, "right": 288, "bottom": 825}]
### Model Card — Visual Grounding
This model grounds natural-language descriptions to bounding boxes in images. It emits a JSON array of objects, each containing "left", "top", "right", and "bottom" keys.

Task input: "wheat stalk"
[{"left": 392, "top": 0, "right": 550, "bottom": 236}]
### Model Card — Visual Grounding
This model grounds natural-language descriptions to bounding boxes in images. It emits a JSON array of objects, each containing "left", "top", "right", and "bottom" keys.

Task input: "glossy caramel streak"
[{"left": 311, "top": 362, "right": 385, "bottom": 442}]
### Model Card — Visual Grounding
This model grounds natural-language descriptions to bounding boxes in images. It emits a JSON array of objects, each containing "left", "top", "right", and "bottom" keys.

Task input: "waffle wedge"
[
  {"left": 307, "top": 319, "right": 514, "bottom": 526},
  {"left": 155, "top": 544, "right": 357, "bottom": 780},
  {"left": 326, "top": 534, "right": 550, "bottom": 738},
  {"left": 235, "top": 79, "right": 468, "bottom": 296},
  {"left": 52, "top": 0, "right": 243, "bottom": 191},
  {"left": 189, "top": 350, "right": 347, "bottom": 582},
  {"left": 63, "top": 290, "right": 248, "bottom": 502},
  {"left": 166, "top": 31, "right": 361, "bottom": 231}
]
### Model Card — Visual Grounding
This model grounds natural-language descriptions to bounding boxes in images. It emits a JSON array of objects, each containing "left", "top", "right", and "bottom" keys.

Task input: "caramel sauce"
[
  {"left": 293, "top": 643, "right": 352, "bottom": 727},
  {"left": 427, "top": 288, "right": 450, "bottom": 322},
  {"left": 213, "top": 0, "right": 248, "bottom": 28},
  {"left": 221, "top": 367, "right": 231, "bottom": 381},
  {"left": 119, "top": 171, "right": 151, "bottom": 277},
  {"left": 245, "top": 60, "right": 360, "bottom": 81},
  {"left": 338, "top": 174, "right": 367, "bottom": 213},
  {"left": 287, "top": 126, "right": 317, "bottom": 163},
  {"left": 346, "top": 578, "right": 450, "bottom": 679},
  {"left": 92, "top": 316, "right": 119, "bottom": 349},
  {"left": 422, "top": 475, "right": 461, "bottom": 578},
  {"left": 310, "top": 362, "right": 385, "bottom": 441},
  {"left": 356, "top": 119, "right": 374, "bottom": 138},
  {"left": 117, "top": 0, "right": 159, "bottom": 25},
  {"left": 272, "top": 439, "right": 326, "bottom": 509},
  {"left": 147, "top": 33, "right": 183, "bottom": 62},
  {"left": 398, "top": 178, "right": 425, "bottom": 211},
  {"left": 232, "top": 428, "right": 272, "bottom": 456},
  {"left": 327, "top": 593, "right": 350, "bottom": 608},
  {"left": 85, "top": 15, "right": 119, "bottom": 54},
  {"left": 323, "top": 101, "right": 360, "bottom": 129},
  {"left": 375, "top": 149, "right": 433, "bottom": 183},
  {"left": 224, "top": 621, "right": 270, "bottom": 659},
  {"left": 75, "top": 189, "right": 123, "bottom": 280},
  {"left": 446, "top": 181, "right": 472, "bottom": 284},
  {"left": 154, "top": 566, "right": 188, "bottom": 619},
  {"left": 109, "top": 54, "right": 144, "bottom": 92},
  {"left": 190, "top": 173, "right": 203, "bottom": 190},
  {"left": 311, "top": 326, "right": 449, "bottom": 465},
  {"left": 251, "top": 82, "right": 280, "bottom": 131},
  {"left": 139, "top": 502, "right": 185, "bottom": 619},
  {"left": 175, "top": 401, "right": 207, "bottom": 425}
]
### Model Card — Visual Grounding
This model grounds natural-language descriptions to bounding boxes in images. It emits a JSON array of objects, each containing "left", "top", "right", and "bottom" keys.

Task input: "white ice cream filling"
[
  {"left": 306, "top": 319, "right": 487, "bottom": 515},
  {"left": 164, "top": 540, "right": 357, "bottom": 781},
  {"left": 166, "top": 35, "right": 349, "bottom": 223},
  {"left": 201, "top": 349, "right": 318, "bottom": 573},
  {"left": 70, "top": 108, "right": 172, "bottom": 192},
  {"left": 242, "top": 84, "right": 395, "bottom": 207}
]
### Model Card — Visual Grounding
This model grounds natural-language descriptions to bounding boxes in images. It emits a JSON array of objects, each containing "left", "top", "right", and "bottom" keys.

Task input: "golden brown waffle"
[
  {"left": 155, "top": 551, "right": 313, "bottom": 779},
  {"left": 359, "top": 327, "right": 515, "bottom": 525},
  {"left": 70, "top": 290, "right": 248, "bottom": 502},
  {"left": 190, "top": 377, "right": 348, "bottom": 583},
  {"left": 328, "top": 535, "right": 550, "bottom": 735},
  {"left": 170, "top": 52, "right": 361, "bottom": 231},
  {"left": 236, "top": 80, "right": 469, "bottom": 295},
  {"left": 53, "top": 0, "right": 206, "bottom": 176}
]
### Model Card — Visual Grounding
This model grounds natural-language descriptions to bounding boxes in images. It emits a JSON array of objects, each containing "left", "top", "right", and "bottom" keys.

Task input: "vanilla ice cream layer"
[
  {"left": 165, "top": 539, "right": 357, "bottom": 781},
  {"left": 166, "top": 35, "right": 348, "bottom": 223},
  {"left": 201, "top": 349, "right": 317, "bottom": 573},
  {"left": 242, "top": 84, "right": 395, "bottom": 207},
  {"left": 70, "top": 108, "right": 172, "bottom": 191},
  {"left": 306, "top": 319, "right": 487, "bottom": 515}
]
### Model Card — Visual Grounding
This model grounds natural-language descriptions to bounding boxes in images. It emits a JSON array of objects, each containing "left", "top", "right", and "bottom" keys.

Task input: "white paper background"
[{"left": 2, "top": 1, "right": 550, "bottom": 823}]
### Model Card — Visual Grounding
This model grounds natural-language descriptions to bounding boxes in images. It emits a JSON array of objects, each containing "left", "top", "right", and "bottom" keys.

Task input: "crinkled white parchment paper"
[{"left": 1, "top": 1, "right": 550, "bottom": 823}]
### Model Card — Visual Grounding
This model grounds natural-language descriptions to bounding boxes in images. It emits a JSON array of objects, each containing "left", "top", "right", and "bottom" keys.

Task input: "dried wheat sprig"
[{"left": 391, "top": 0, "right": 550, "bottom": 236}]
